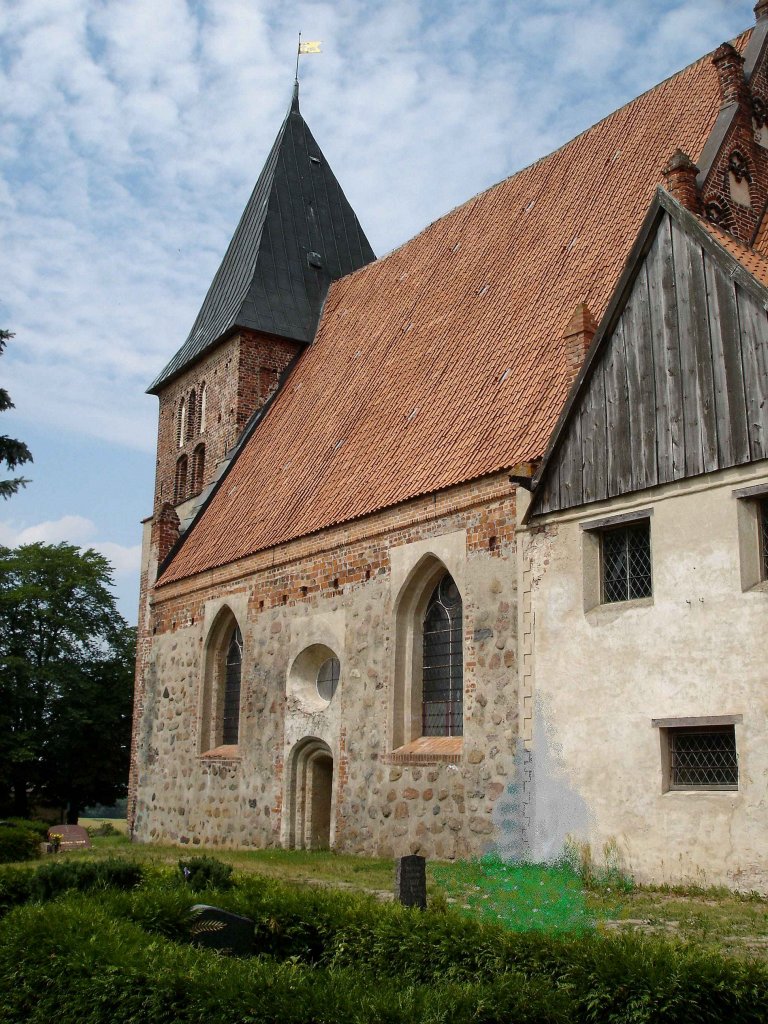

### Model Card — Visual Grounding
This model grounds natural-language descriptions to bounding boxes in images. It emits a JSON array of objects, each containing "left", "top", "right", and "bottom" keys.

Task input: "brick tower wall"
[{"left": 152, "top": 330, "right": 302, "bottom": 512}]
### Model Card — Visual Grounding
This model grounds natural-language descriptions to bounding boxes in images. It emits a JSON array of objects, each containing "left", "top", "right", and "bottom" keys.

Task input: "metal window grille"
[
  {"left": 222, "top": 626, "right": 243, "bottom": 745},
  {"left": 601, "top": 522, "right": 652, "bottom": 603},
  {"left": 669, "top": 727, "right": 738, "bottom": 789},
  {"left": 317, "top": 657, "right": 340, "bottom": 702},
  {"left": 760, "top": 498, "right": 768, "bottom": 581},
  {"left": 422, "top": 574, "right": 463, "bottom": 737}
]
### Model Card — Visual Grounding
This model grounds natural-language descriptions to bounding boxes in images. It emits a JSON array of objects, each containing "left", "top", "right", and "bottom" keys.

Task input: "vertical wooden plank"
[
  {"left": 671, "top": 220, "right": 703, "bottom": 478},
  {"left": 623, "top": 262, "right": 658, "bottom": 491},
  {"left": 687, "top": 237, "right": 719, "bottom": 473},
  {"left": 704, "top": 260, "right": 749, "bottom": 466},
  {"left": 581, "top": 360, "right": 608, "bottom": 504},
  {"left": 736, "top": 287, "right": 768, "bottom": 462},
  {"left": 604, "top": 316, "right": 632, "bottom": 497},
  {"left": 558, "top": 407, "right": 583, "bottom": 510},
  {"left": 672, "top": 222, "right": 718, "bottom": 477},
  {"left": 646, "top": 214, "right": 684, "bottom": 483}
]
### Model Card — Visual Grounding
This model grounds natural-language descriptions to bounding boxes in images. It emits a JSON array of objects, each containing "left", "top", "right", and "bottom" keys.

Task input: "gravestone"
[
  {"left": 189, "top": 904, "right": 255, "bottom": 957},
  {"left": 395, "top": 854, "right": 427, "bottom": 909},
  {"left": 48, "top": 824, "right": 91, "bottom": 851}
]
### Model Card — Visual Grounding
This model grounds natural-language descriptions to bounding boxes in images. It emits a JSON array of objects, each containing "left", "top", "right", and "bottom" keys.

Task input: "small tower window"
[
  {"left": 192, "top": 443, "right": 205, "bottom": 495},
  {"left": 187, "top": 389, "right": 197, "bottom": 441},
  {"left": 176, "top": 398, "right": 186, "bottom": 449},
  {"left": 199, "top": 383, "right": 207, "bottom": 433},
  {"left": 174, "top": 455, "right": 188, "bottom": 504}
]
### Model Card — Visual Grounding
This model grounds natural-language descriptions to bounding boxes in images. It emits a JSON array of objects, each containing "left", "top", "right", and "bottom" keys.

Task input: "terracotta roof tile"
[
  {"left": 695, "top": 214, "right": 768, "bottom": 287},
  {"left": 159, "top": 32, "right": 750, "bottom": 585}
]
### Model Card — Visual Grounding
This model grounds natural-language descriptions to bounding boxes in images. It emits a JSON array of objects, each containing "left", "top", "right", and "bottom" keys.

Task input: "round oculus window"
[{"left": 317, "top": 657, "right": 340, "bottom": 702}]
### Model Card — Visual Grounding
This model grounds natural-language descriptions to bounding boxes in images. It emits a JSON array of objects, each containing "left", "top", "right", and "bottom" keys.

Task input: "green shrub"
[
  {"left": 85, "top": 821, "right": 119, "bottom": 838},
  {"left": 178, "top": 854, "right": 233, "bottom": 891},
  {"left": 0, "top": 897, "right": 570, "bottom": 1024},
  {"left": 31, "top": 857, "right": 143, "bottom": 899},
  {"left": 1, "top": 859, "right": 767, "bottom": 1022},
  {"left": 5, "top": 818, "right": 49, "bottom": 839},
  {"left": 0, "top": 825, "right": 40, "bottom": 864},
  {"left": 0, "top": 867, "right": 34, "bottom": 915}
]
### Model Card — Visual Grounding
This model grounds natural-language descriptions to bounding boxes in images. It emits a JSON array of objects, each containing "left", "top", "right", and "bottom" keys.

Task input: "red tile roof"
[
  {"left": 696, "top": 214, "right": 768, "bottom": 288},
  {"left": 159, "top": 32, "right": 750, "bottom": 585}
]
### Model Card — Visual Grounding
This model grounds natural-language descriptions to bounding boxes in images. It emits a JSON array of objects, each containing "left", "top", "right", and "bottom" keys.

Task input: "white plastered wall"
[{"left": 521, "top": 463, "right": 768, "bottom": 890}]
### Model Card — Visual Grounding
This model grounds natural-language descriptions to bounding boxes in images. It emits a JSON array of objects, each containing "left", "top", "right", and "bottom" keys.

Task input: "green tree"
[
  {"left": 0, "top": 329, "right": 32, "bottom": 498},
  {"left": 0, "top": 543, "right": 135, "bottom": 821}
]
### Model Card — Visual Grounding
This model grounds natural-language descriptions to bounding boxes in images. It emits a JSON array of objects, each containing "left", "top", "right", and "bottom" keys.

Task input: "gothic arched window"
[
  {"left": 191, "top": 443, "right": 205, "bottom": 495},
  {"left": 187, "top": 389, "right": 197, "bottom": 441},
  {"left": 422, "top": 573, "right": 463, "bottom": 736},
  {"left": 199, "top": 383, "right": 207, "bottom": 433},
  {"left": 174, "top": 455, "right": 188, "bottom": 504},
  {"left": 222, "top": 625, "right": 243, "bottom": 745},
  {"left": 176, "top": 398, "right": 186, "bottom": 448}
]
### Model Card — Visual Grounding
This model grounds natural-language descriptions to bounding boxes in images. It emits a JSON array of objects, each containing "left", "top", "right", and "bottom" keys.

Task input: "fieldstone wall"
[{"left": 131, "top": 472, "right": 522, "bottom": 859}]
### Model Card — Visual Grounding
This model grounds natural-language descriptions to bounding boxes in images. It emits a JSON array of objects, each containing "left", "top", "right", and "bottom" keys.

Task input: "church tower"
[{"left": 147, "top": 83, "right": 375, "bottom": 550}]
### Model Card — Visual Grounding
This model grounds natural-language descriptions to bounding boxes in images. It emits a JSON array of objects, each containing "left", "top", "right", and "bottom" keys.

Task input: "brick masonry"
[
  {"left": 700, "top": 41, "right": 768, "bottom": 242},
  {"left": 153, "top": 329, "right": 301, "bottom": 512}
]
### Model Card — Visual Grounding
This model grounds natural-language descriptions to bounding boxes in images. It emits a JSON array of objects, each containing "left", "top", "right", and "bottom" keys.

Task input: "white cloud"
[
  {"left": 0, "top": 0, "right": 755, "bottom": 454},
  {"left": 0, "top": 515, "right": 141, "bottom": 574}
]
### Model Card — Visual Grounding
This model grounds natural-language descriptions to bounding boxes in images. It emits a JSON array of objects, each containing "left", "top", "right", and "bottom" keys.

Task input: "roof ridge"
[{"left": 351, "top": 27, "right": 753, "bottom": 275}]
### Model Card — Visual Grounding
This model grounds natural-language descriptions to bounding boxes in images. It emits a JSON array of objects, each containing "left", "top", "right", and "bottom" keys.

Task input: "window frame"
[
  {"left": 653, "top": 715, "right": 741, "bottom": 793},
  {"left": 199, "top": 606, "right": 246, "bottom": 758},
  {"left": 221, "top": 625, "right": 243, "bottom": 746},
  {"left": 421, "top": 573, "right": 463, "bottom": 738},
  {"left": 581, "top": 508, "right": 653, "bottom": 611},
  {"left": 599, "top": 520, "right": 653, "bottom": 604},
  {"left": 733, "top": 484, "right": 768, "bottom": 591}
]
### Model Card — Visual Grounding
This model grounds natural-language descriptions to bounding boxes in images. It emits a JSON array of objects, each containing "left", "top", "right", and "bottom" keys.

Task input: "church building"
[{"left": 130, "top": 5, "right": 768, "bottom": 888}]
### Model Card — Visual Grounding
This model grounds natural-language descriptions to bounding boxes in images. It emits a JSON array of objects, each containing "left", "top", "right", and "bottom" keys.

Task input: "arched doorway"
[{"left": 286, "top": 738, "right": 334, "bottom": 850}]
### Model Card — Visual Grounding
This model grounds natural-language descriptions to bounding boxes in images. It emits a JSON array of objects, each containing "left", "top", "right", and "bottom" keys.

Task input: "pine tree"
[{"left": 0, "top": 328, "right": 32, "bottom": 498}]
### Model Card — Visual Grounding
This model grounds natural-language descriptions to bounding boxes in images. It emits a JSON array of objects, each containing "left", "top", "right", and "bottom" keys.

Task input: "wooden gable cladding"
[{"left": 531, "top": 191, "right": 768, "bottom": 517}]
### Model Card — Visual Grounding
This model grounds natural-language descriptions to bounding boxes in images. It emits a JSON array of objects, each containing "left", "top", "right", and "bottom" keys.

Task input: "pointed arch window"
[
  {"left": 176, "top": 398, "right": 186, "bottom": 448},
  {"left": 187, "top": 389, "right": 197, "bottom": 441},
  {"left": 422, "top": 574, "right": 463, "bottom": 736},
  {"left": 222, "top": 625, "right": 243, "bottom": 745},
  {"left": 174, "top": 455, "right": 188, "bottom": 504},
  {"left": 191, "top": 443, "right": 205, "bottom": 495},
  {"left": 199, "top": 383, "right": 207, "bottom": 433}
]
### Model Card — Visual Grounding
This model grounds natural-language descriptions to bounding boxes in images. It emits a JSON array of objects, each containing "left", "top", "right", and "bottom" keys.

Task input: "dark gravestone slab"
[
  {"left": 189, "top": 904, "right": 255, "bottom": 957},
  {"left": 48, "top": 825, "right": 91, "bottom": 851},
  {"left": 395, "top": 855, "right": 427, "bottom": 910}
]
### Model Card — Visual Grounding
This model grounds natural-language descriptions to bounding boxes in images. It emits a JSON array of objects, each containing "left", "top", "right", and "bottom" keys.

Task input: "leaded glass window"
[
  {"left": 601, "top": 522, "right": 652, "bottom": 603},
  {"left": 317, "top": 657, "right": 340, "bottom": 702},
  {"left": 760, "top": 498, "right": 768, "bottom": 581},
  {"left": 222, "top": 625, "right": 243, "bottom": 745},
  {"left": 422, "top": 574, "right": 463, "bottom": 737},
  {"left": 668, "top": 727, "right": 738, "bottom": 790}
]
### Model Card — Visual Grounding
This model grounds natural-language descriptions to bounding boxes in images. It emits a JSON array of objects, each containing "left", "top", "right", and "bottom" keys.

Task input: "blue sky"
[{"left": 0, "top": 0, "right": 754, "bottom": 622}]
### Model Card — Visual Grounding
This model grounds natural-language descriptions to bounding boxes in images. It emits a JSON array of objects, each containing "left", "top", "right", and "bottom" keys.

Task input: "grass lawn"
[{"left": 29, "top": 823, "right": 768, "bottom": 959}]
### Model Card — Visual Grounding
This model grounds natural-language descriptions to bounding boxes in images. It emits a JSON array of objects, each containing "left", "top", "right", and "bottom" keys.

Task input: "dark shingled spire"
[{"left": 148, "top": 86, "right": 375, "bottom": 393}]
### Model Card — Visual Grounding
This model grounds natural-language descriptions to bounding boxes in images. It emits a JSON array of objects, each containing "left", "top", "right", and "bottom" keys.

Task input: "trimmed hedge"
[
  {"left": 0, "top": 857, "right": 143, "bottom": 912},
  {"left": 0, "top": 899, "right": 569, "bottom": 1024},
  {"left": 0, "top": 824, "right": 40, "bottom": 864},
  {"left": 1, "top": 858, "right": 767, "bottom": 1022}
]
